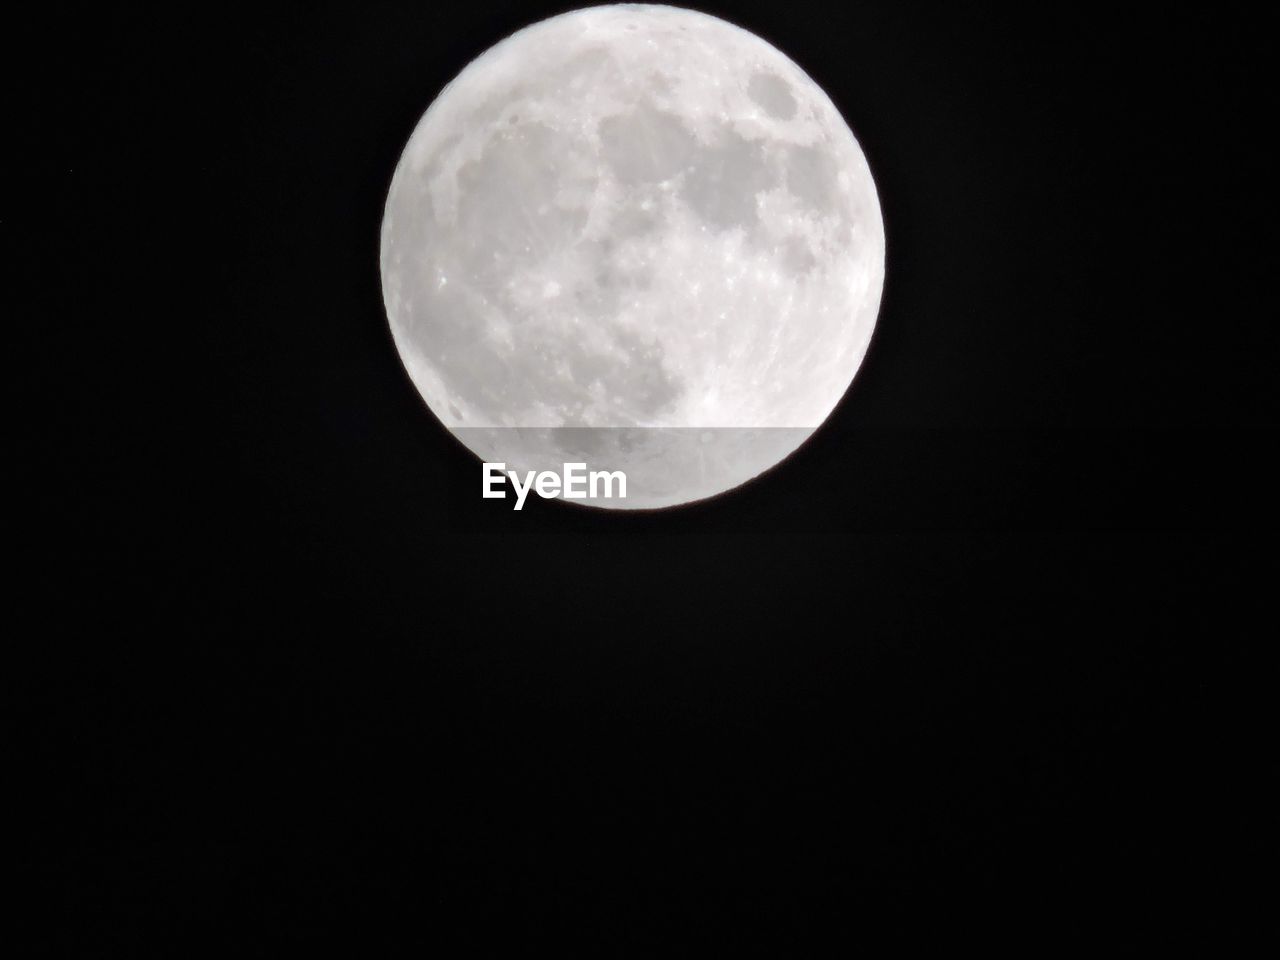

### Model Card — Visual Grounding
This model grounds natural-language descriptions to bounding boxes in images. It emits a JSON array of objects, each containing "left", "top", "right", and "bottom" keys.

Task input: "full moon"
[{"left": 381, "top": 4, "right": 884, "bottom": 508}]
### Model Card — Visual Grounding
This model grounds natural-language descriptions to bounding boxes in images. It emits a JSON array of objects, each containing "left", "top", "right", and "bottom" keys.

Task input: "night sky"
[{"left": 13, "top": 0, "right": 1268, "bottom": 947}]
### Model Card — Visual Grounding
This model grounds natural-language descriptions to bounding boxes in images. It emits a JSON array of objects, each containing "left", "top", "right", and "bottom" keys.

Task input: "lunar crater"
[
  {"left": 382, "top": 4, "right": 884, "bottom": 506},
  {"left": 747, "top": 70, "right": 797, "bottom": 120}
]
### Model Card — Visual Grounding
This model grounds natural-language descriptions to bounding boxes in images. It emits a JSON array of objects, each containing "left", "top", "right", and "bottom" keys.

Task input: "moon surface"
[{"left": 381, "top": 4, "right": 884, "bottom": 508}]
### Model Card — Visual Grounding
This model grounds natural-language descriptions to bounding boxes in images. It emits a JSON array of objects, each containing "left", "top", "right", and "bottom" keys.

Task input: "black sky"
[{"left": 12, "top": 0, "right": 1269, "bottom": 947}]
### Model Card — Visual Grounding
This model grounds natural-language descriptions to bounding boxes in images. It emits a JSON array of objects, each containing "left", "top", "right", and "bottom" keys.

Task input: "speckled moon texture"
[{"left": 381, "top": 4, "right": 884, "bottom": 507}]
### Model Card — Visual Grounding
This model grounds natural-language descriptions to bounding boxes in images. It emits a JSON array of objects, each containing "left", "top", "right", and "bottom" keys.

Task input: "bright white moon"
[{"left": 381, "top": 4, "right": 884, "bottom": 508}]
